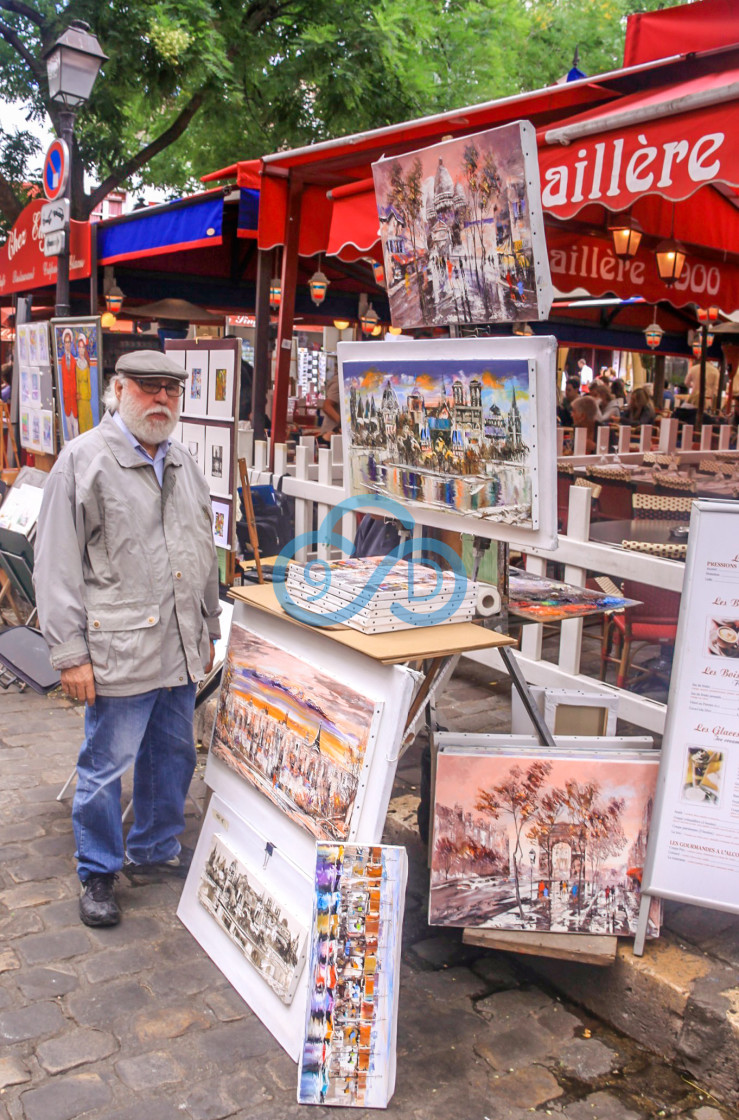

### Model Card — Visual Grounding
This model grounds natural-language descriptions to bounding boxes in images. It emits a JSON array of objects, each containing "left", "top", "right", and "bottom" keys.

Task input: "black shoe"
[
  {"left": 79, "top": 874, "right": 120, "bottom": 927},
  {"left": 123, "top": 843, "right": 194, "bottom": 879}
]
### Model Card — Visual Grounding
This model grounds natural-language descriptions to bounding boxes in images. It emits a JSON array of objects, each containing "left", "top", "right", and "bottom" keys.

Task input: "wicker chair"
[
  {"left": 621, "top": 539, "right": 688, "bottom": 561},
  {"left": 574, "top": 477, "right": 603, "bottom": 499},
  {"left": 654, "top": 472, "right": 696, "bottom": 495},
  {"left": 632, "top": 493, "right": 693, "bottom": 521}
]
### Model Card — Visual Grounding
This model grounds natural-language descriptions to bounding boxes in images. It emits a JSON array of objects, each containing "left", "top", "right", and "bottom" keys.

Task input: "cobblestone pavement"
[{"left": 0, "top": 666, "right": 736, "bottom": 1120}]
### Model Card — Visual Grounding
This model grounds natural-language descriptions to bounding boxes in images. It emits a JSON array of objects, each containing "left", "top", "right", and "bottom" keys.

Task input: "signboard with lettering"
[
  {"left": 0, "top": 199, "right": 91, "bottom": 296},
  {"left": 636, "top": 501, "right": 739, "bottom": 951},
  {"left": 42, "top": 231, "right": 66, "bottom": 258}
]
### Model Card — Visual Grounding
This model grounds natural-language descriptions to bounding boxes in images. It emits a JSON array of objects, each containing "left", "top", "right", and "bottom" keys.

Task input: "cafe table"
[{"left": 589, "top": 518, "right": 689, "bottom": 551}]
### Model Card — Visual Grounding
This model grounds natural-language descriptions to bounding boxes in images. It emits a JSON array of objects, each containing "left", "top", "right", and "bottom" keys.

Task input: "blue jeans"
[{"left": 72, "top": 684, "right": 197, "bottom": 882}]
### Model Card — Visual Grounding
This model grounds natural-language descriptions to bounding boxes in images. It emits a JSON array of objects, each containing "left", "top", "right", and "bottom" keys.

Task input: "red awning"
[
  {"left": 539, "top": 68, "right": 739, "bottom": 217},
  {"left": 624, "top": 0, "right": 739, "bottom": 68}
]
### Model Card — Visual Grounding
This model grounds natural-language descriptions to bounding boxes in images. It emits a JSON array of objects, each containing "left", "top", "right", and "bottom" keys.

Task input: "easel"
[{"left": 238, "top": 458, "right": 264, "bottom": 584}]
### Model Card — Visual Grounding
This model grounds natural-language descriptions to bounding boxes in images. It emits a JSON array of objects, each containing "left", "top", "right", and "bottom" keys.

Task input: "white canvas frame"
[
  {"left": 204, "top": 423, "right": 231, "bottom": 497},
  {"left": 207, "top": 347, "right": 235, "bottom": 420},
  {"left": 180, "top": 421, "right": 206, "bottom": 477},
  {"left": 204, "top": 601, "right": 415, "bottom": 870},
  {"left": 211, "top": 498, "right": 231, "bottom": 550},
  {"left": 177, "top": 793, "right": 313, "bottom": 1060},
  {"left": 511, "top": 686, "right": 618, "bottom": 737},
  {"left": 337, "top": 335, "right": 557, "bottom": 550},
  {"left": 183, "top": 349, "right": 210, "bottom": 418}
]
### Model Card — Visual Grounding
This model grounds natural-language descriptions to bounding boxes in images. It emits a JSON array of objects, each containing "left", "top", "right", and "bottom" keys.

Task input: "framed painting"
[
  {"left": 181, "top": 420, "right": 207, "bottom": 477},
  {"left": 177, "top": 793, "right": 313, "bottom": 1060},
  {"left": 371, "top": 121, "right": 552, "bottom": 329},
  {"left": 338, "top": 335, "right": 557, "bottom": 549},
  {"left": 50, "top": 316, "right": 103, "bottom": 445},
  {"left": 298, "top": 844, "right": 407, "bottom": 1108},
  {"left": 211, "top": 497, "right": 232, "bottom": 549},
  {"left": 204, "top": 423, "right": 232, "bottom": 498},
  {"left": 207, "top": 347, "right": 235, "bottom": 419},
  {"left": 183, "top": 349, "right": 210, "bottom": 418}
]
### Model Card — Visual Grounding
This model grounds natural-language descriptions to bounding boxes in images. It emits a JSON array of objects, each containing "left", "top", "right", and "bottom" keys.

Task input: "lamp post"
[{"left": 43, "top": 20, "right": 107, "bottom": 317}]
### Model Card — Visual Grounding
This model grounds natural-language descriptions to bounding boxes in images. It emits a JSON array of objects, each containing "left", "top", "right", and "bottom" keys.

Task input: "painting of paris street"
[
  {"left": 342, "top": 355, "right": 537, "bottom": 526},
  {"left": 211, "top": 623, "right": 380, "bottom": 840},
  {"left": 429, "top": 751, "right": 661, "bottom": 937},
  {"left": 198, "top": 833, "right": 307, "bottom": 1005},
  {"left": 372, "top": 122, "right": 551, "bottom": 328}
]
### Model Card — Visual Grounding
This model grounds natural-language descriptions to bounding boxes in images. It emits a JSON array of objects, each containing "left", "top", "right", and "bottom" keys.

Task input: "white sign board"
[
  {"left": 40, "top": 199, "right": 69, "bottom": 235},
  {"left": 42, "top": 231, "right": 66, "bottom": 257},
  {"left": 638, "top": 500, "right": 739, "bottom": 948}
]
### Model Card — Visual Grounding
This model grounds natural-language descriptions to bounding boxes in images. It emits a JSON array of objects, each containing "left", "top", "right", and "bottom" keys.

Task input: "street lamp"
[{"left": 43, "top": 20, "right": 108, "bottom": 317}]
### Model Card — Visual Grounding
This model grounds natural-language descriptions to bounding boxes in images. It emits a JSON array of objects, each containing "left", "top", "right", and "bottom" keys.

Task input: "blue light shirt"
[{"left": 112, "top": 410, "right": 171, "bottom": 487}]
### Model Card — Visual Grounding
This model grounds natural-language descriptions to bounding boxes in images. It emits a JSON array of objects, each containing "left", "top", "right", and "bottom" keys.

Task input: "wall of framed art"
[
  {"left": 166, "top": 338, "right": 240, "bottom": 551},
  {"left": 50, "top": 316, "right": 103, "bottom": 446},
  {"left": 337, "top": 335, "right": 558, "bottom": 551},
  {"left": 16, "top": 323, "right": 56, "bottom": 456}
]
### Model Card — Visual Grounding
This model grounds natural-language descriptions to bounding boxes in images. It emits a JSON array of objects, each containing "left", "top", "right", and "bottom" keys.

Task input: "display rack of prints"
[
  {"left": 284, "top": 556, "right": 479, "bottom": 634},
  {"left": 177, "top": 793, "right": 313, "bottom": 1060},
  {"left": 16, "top": 322, "right": 56, "bottom": 455},
  {"left": 166, "top": 338, "right": 240, "bottom": 550},
  {"left": 337, "top": 336, "right": 558, "bottom": 551},
  {"left": 636, "top": 501, "right": 739, "bottom": 951},
  {"left": 204, "top": 603, "right": 415, "bottom": 868},
  {"left": 429, "top": 740, "right": 661, "bottom": 939},
  {"left": 298, "top": 843, "right": 407, "bottom": 1109},
  {"left": 371, "top": 121, "right": 552, "bottom": 329},
  {"left": 508, "top": 567, "right": 641, "bottom": 622},
  {"left": 50, "top": 316, "right": 103, "bottom": 445}
]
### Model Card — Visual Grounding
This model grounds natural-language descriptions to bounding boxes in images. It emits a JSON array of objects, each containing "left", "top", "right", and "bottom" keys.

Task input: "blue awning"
[
  {"left": 97, "top": 192, "right": 225, "bottom": 265},
  {"left": 237, "top": 188, "right": 259, "bottom": 238}
]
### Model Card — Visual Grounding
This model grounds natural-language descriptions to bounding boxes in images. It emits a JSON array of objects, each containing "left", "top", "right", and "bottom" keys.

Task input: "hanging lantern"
[
  {"left": 372, "top": 260, "right": 385, "bottom": 286},
  {"left": 269, "top": 277, "right": 282, "bottom": 309},
  {"left": 706, "top": 330, "right": 715, "bottom": 347},
  {"left": 692, "top": 340, "right": 703, "bottom": 360},
  {"left": 360, "top": 305, "right": 380, "bottom": 334},
  {"left": 333, "top": 318, "right": 350, "bottom": 331},
  {"left": 696, "top": 306, "right": 719, "bottom": 323},
  {"left": 609, "top": 214, "right": 643, "bottom": 259},
  {"left": 104, "top": 283, "right": 124, "bottom": 315},
  {"left": 643, "top": 320, "right": 664, "bottom": 350},
  {"left": 308, "top": 268, "right": 329, "bottom": 306},
  {"left": 654, "top": 238, "right": 687, "bottom": 285}
]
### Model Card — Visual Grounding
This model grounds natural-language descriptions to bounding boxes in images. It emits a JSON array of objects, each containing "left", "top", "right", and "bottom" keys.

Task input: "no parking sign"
[{"left": 43, "top": 138, "right": 70, "bottom": 202}]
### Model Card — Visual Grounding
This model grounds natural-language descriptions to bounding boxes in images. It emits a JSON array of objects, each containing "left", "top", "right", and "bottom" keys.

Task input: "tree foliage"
[{"left": 0, "top": 0, "right": 683, "bottom": 227}]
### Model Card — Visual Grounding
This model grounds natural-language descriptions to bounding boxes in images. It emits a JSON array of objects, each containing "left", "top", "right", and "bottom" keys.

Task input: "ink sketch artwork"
[
  {"left": 429, "top": 751, "right": 661, "bottom": 938},
  {"left": 212, "top": 623, "right": 380, "bottom": 840},
  {"left": 298, "top": 844, "right": 407, "bottom": 1109},
  {"left": 198, "top": 833, "right": 307, "bottom": 1005},
  {"left": 342, "top": 353, "right": 538, "bottom": 527},
  {"left": 372, "top": 122, "right": 551, "bottom": 329}
]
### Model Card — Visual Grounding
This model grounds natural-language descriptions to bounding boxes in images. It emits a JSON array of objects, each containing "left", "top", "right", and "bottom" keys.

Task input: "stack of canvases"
[
  {"left": 284, "top": 556, "right": 479, "bottom": 634},
  {"left": 177, "top": 605, "right": 414, "bottom": 1108},
  {"left": 428, "top": 732, "right": 662, "bottom": 942}
]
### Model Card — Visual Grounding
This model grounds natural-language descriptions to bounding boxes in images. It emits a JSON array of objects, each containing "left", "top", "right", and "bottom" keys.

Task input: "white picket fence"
[{"left": 237, "top": 429, "right": 683, "bottom": 735}]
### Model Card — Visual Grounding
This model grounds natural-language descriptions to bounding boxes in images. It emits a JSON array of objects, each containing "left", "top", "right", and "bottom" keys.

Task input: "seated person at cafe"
[
  {"left": 557, "top": 377, "right": 580, "bottom": 426},
  {"left": 686, "top": 358, "right": 720, "bottom": 409},
  {"left": 588, "top": 379, "right": 621, "bottom": 422},
  {"left": 571, "top": 394, "right": 598, "bottom": 453},
  {"left": 623, "top": 386, "right": 656, "bottom": 426}
]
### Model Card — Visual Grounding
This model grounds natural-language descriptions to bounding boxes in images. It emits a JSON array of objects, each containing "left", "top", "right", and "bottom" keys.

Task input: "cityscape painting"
[
  {"left": 211, "top": 622, "right": 381, "bottom": 840},
  {"left": 198, "top": 833, "right": 307, "bottom": 1005},
  {"left": 341, "top": 353, "right": 538, "bottom": 527},
  {"left": 298, "top": 843, "right": 406, "bottom": 1109},
  {"left": 429, "top": 750, "right": 661, "bottom": 937},
  {"left": 372, "top": 122, "right": 551, "bottom": 328}
]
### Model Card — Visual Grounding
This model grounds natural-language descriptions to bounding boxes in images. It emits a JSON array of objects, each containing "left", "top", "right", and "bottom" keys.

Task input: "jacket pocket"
[{"left": 87, "top": 604, "right": 160, "bottom": 688}]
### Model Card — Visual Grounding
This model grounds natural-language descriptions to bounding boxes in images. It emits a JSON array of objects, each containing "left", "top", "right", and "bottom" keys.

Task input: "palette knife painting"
[
  {"left": 429, "top": 750, "right": 661, "bottom": 938},
  {"left": 211, "top": 622, "right": 381, "bottom": 840},
  {"left": 298, "top": 844, "right": 407, "bottom": 1109},
  {"left": 372, "top": 121, "right": 551, "bottom": 328},
  {"left": 341, "top": 347, "right": 539, "bottom": 528}
]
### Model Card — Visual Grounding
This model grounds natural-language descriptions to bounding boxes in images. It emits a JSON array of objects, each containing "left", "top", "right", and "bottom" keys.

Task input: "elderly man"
[{"left": 34, "top": 350, "right": 221, "bottom": 928}]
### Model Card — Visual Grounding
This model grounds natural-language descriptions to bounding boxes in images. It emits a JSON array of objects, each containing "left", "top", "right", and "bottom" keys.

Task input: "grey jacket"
[{"left": 34, "top": 412, "right": 221, "bottom": 697}]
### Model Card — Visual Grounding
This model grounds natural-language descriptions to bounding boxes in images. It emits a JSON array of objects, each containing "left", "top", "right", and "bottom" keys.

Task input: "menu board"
[{"left": 641, "top": 501, "right": 739, "bottom": 921}]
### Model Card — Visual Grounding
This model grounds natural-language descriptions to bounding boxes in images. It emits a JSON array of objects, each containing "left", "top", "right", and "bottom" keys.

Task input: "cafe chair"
[
  {"left": 600, "top": 578, "right": 680, "bottom": 690},
  {"left": 621, "top": 539, "right": 688, "bottom": 561},
  {"left": 697, "top": 458, "right": 731, "bottom": 475},
  {"left": 585, "top": 467, "right": 635, "bottom": 520},
  {"left": 632, "top": 493, "right": 694, "bottom": 521},
  {"left": 654, "top": 473, "right": 696, "bottom": 494}
]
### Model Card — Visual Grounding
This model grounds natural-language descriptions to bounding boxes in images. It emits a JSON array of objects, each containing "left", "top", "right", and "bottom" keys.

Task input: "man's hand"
[
  {"left": 205, "top": 639, "right": 216, "bottom": 675},
  {"left": 60, "top": 663, "right": 96, "bottom": 705}
]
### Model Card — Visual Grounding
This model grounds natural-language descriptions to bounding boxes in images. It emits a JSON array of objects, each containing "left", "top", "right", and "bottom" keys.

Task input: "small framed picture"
[
  {"left": 206, "top": 348, "right": 235, "bottom": 419},
  {"left": 211, "top": 498, "right": 231, "bottom": 549},
  {"left": 181, "top": 421, "right": 207, "bottom": 477},
  {"left": 205, "top": 424, "right": 231, "bottom": 497},
  {"left": 183, "top": 350, "right": 210, "bottom": 418}
]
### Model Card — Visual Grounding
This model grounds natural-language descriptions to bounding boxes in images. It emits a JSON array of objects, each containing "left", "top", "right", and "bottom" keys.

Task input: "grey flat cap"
[{"left": 115, "top": 350, "right": 187, "bottom": 381}]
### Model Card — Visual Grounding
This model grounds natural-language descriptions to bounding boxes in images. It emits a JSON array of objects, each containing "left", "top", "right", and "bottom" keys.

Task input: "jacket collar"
[{"left": 99, "top": 411, "right": 184, "bottom": 471}]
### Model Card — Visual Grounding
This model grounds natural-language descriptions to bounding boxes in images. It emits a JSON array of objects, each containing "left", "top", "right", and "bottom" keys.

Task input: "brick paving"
[{"left": 0, "top": 667, "right": 737, "bottom": 1120}]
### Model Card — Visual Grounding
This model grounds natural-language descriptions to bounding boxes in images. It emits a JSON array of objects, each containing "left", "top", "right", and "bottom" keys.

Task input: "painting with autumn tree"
[
  {"left": 429, "top": 750, "right": 661, "bottom": 937},
  {"left": 372, "top": 122, "right": 552, "bottom": 329}
]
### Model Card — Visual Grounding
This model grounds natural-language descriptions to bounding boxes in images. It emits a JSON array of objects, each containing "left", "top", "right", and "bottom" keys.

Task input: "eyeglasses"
[{"left": 127, "top": 377, "right": 184, "bottom": 398}]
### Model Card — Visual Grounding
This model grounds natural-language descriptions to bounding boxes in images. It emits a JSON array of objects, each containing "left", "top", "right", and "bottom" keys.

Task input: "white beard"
[{"left": 118, "top": 386, "right": 180, "bottom": 446}]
